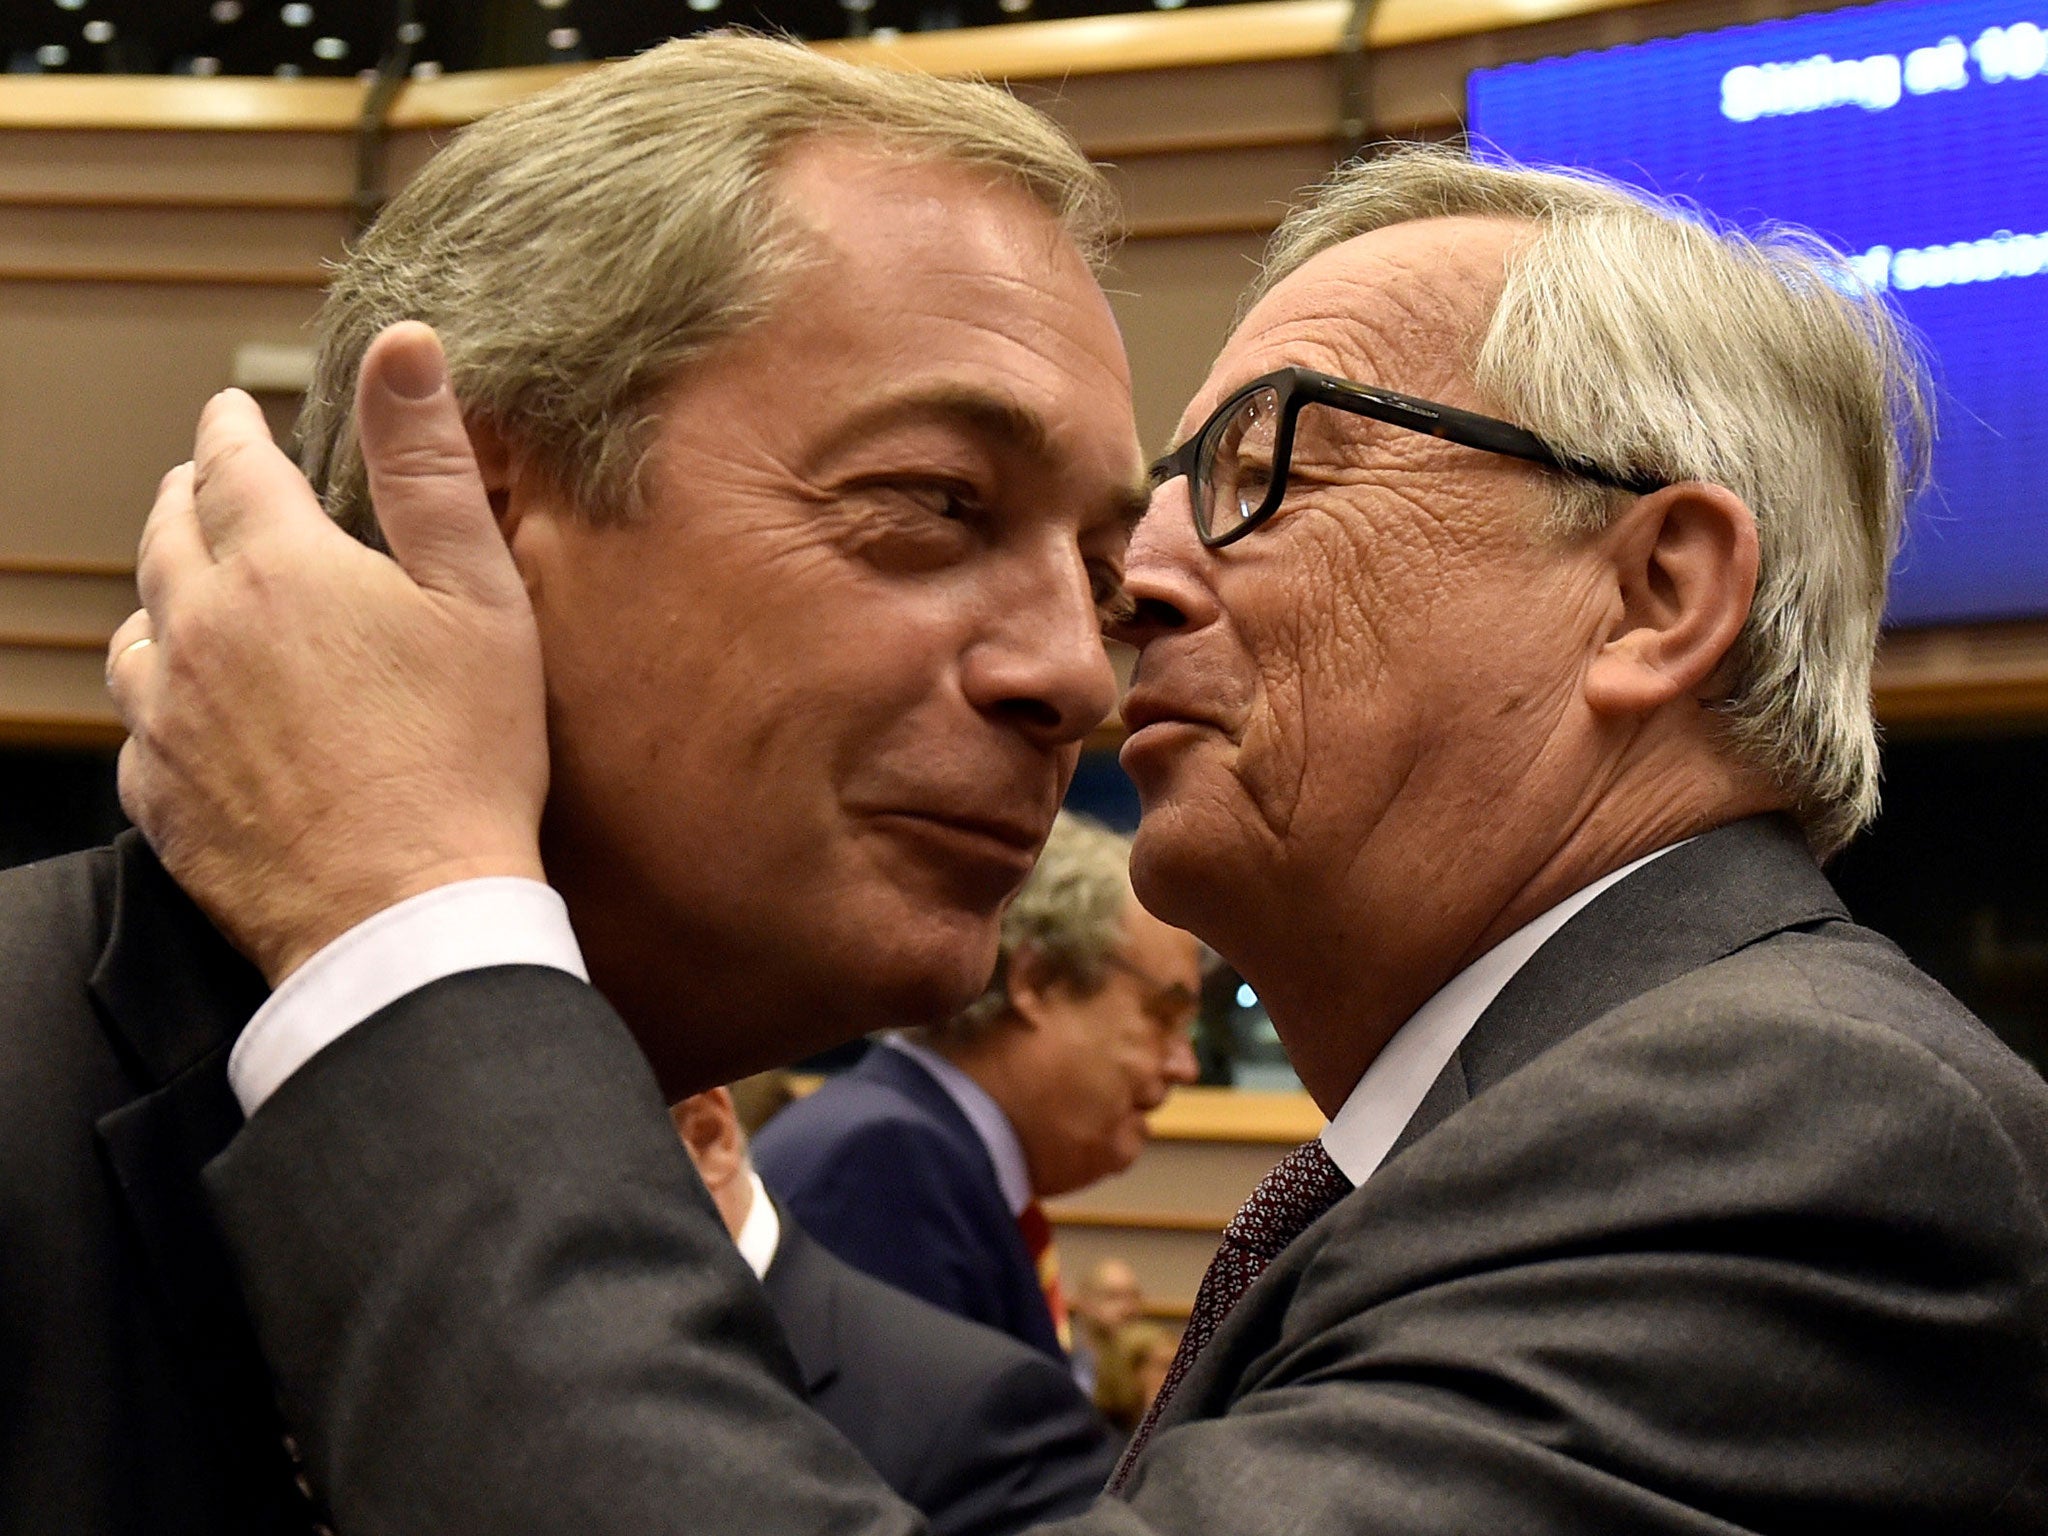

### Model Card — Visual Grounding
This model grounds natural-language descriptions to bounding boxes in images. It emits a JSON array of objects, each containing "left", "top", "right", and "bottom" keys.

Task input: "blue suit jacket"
[{"left": 754, "top": 1045, "right": 1063, "bottom": 1360}]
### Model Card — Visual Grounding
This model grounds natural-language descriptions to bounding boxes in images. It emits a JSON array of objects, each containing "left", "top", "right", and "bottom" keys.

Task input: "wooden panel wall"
[{"left": 0, "top": 92, "right": 349, "bottom": 742}]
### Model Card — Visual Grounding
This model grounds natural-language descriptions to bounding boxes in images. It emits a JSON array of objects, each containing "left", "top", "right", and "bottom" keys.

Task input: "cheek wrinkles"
[{"left": 1235, "top": 479, "right": 1448, "bottom": 844}]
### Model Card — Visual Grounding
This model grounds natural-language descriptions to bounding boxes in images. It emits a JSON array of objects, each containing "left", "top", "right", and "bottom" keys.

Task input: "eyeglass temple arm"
[{"left": 1314, "top": 379, "right": 1666, "bottom": 498}]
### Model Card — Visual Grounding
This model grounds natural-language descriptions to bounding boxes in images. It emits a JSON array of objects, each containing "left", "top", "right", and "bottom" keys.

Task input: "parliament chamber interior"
[{"left": 1, "top": 0, "right": 2044, "bottom": 1518}]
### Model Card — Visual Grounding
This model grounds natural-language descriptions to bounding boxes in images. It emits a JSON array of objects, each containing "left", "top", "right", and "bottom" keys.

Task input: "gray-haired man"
[{"left": 113, "top": 146, "right": 2048, "bottom": 1531}]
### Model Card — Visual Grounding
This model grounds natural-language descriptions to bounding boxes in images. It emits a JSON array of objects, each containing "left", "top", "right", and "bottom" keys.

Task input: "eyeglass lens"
[{"left": 1199, "top": 385, "right": 1283, "bottom": 541}]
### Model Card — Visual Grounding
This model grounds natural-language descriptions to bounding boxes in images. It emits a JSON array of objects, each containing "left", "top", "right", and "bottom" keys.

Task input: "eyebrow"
[{"left": 814, "top": 383, "right": 1151, "bottom": 533}]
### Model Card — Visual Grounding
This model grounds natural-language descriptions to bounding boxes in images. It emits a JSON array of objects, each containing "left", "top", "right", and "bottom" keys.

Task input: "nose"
[
  {"left": 1105, "top": 487, "right": 1220, "bottom": 654},
  {"left": 960, "top": 542, "right": 1119, "bottom": 748},
  {"left": 1162, "top": 1027, "right": 1201, "bottom": 1087}
]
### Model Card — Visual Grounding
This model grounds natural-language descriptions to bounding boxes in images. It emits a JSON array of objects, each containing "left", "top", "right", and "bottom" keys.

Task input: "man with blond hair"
[
  {"left": 114, "top": 141, "right": 2046, "bottom": 1530},
  {"left": 2, "top": 34, "right": 1146, "bottom": 1535},
  {"left": 755, "top": 811, "right": 1199, "bottom": 1359}
]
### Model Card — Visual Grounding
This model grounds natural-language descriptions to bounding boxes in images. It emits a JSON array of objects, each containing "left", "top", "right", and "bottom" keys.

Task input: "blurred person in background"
[
  {"left": 1068, "top": 1256, "right": 1145, "bottom": 1395},
  {"left": 1091, "top": 1321, "right": 1178, "bottom": 1437},
  {"left": 755, "top": 812, "right": 1201, "bottom": 1361},
  {"left": 669, "top": 1087, "right": 1116, "bottom": 1536}
]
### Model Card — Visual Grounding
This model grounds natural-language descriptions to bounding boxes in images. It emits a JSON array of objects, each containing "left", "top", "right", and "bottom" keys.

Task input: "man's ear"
[
  {"left": 1583, "top": 481, "right": 1759, "bottom": 718},
  {"left": 464, "top": 417, "right": 518, "bottom": 536},
  {"left": 668, "top": 1089, "right": 747, "bottom": 1197},
  {"left": 1004, "top": 945, "right": 1060, "bottom": 1029},
  {"left": 466, "top": 419, "right": 559, "bottom": 607}
]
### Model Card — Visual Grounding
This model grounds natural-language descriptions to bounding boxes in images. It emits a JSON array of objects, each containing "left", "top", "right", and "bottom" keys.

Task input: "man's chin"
[
  {"left": 590, "top": 849, "right": 1007, "bottom": 1092},
  {"left": 858, "top": 933, "right": 1003, "bottom": 1033},
  {"left": 631, "top": 969, "right": 963, "bottom": 1098},
  {"left": 1128, "top": 813, "right": 1227, "bottom": 936}
]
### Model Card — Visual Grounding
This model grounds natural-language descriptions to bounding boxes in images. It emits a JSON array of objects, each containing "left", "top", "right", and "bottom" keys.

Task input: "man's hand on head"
[{"left": 108, "top": 322, "right": 550, "bottom": 987}]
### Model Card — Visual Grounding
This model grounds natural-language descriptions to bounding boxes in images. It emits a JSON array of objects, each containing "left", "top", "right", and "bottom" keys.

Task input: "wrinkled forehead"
[{"left": 1181, "top": 215, "right": 1527, "bottom": 439}]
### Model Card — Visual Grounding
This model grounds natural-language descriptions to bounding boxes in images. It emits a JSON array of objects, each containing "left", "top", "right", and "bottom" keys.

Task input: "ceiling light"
[
  {"left": 209, "top": 0, "right": 241, "bottom": 18},
  {"left": 311, "top": 35, "right": 346, "bottom": 59},
  {"left": 280, "top": 3, "right": 313, "bottom": 26},
  {"left": 191, "top": 55, "right": 222, "bottom": 75},
  {"left": 545, "top": 26, "right": 579, "bottom": 48},
  {"left": 81, "top": 18, "right": 113, "bottom": 41},
  {"left": 36, "top": 43, "right": 69, "bottom": 65}
]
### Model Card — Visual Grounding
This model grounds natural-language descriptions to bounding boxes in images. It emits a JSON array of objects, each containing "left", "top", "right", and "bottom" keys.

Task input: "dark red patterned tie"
[{"left": 1109, "top": 1138, "right": 1353, "bottom": 1492}]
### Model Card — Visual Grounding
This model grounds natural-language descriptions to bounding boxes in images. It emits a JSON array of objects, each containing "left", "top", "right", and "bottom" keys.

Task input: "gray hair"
[
  {"left": 915, "top": 811, "right": 1133, "bottom": 1052},
  {"left": 1258, "top": 144, "right": 1930, "bottom": 857},
  {"left": 297, "top": 33, "right": 1118, "bottom": 544}
]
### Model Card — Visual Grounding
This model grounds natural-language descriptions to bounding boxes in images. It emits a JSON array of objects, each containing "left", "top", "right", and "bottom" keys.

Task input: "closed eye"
[{"left": 827, "top": 477, "right": 989, "bottom": 568}]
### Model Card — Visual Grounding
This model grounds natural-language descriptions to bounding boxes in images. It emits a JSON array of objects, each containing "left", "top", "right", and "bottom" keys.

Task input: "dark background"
[{"left": 0, "top": 0, "right": 1240, "bottom": 76}]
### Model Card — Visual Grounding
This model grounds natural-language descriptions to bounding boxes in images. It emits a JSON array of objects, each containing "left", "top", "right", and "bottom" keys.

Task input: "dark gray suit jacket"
[
  {"left": 764, "top": 1217, "right": 1115, "bottom": 1535},
  {"left": 0, "top": 835, "right": 314, "bottom": 1536},
  {"left": 207, "top": 816, "right": 2048, "bottom": 1532}
]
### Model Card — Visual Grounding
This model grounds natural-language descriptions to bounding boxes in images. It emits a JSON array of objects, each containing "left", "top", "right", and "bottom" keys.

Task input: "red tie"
[
  {"left": 1016, "top": 1199, "right": 1071, "bottom": 1351},
  {"left": 1109, "top": 1138, "right": 1353, "bottom": 1491}
]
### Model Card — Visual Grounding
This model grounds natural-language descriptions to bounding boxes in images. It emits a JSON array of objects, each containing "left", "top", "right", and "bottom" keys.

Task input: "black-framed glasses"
[{"left": 1150, "top": 366, "right": 1667, "bottom": 548}]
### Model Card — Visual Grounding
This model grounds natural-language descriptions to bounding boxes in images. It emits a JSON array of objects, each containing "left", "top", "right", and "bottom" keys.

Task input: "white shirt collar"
[
  {"left": 1320, "top": 840, "right": 1690, "bottom": 1186},
  {"left": 733, "top": 1168, "right": 782, "bottom": 1281},
  {"left": 881, "top": 1034, "right": 1034, "bottom": 1217}
]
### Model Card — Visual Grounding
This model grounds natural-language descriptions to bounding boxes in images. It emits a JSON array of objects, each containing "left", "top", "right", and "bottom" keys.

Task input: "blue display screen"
[{"left": 1468, "top": 0, "right": 2048, "bottom": 627}]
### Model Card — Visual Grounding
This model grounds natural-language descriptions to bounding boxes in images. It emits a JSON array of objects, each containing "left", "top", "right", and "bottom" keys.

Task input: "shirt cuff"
[{"left": 227, "top": 876, "right": 589, "bottom": 1117}]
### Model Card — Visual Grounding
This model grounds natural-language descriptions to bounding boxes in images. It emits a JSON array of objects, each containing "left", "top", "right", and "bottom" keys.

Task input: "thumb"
[{"left": 355, "top": 322, "right": 524, "bottom": 608}]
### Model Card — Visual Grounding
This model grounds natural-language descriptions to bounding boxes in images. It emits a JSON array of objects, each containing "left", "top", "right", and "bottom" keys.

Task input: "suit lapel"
[
  {"left": 1374, "top": 817, "right": 1845, "bottom": 1170},
  {"left": 88, "top": 832, "right": 268, "bottom": 1088},
  {"left": 86, "top": 833, "right": 287, "bottom": 1496},
  {"left": 1450, "top": 815, "right": 1845, "bottom": 1103},
  {"left": 860, "top": 1045, "right": 1034, "bottom": 1249},
  {"left": 1371, "top": 817, "right": 1845, "bottom": 1173}
]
